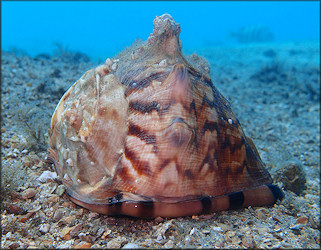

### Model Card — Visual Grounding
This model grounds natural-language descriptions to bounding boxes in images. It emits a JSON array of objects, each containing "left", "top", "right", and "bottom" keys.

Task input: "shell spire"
[{"left": 148, "top": 14, "right": 182, "bottom": 56}]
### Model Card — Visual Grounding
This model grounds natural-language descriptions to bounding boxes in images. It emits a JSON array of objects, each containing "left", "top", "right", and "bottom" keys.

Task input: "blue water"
[{"left": 2, "top": 1, "right": 320, "bottom": 62}]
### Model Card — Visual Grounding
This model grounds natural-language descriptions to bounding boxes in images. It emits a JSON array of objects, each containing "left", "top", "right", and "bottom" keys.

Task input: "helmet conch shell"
[{"left": 48, "top": 14, "right": 283, "bottom": 218}]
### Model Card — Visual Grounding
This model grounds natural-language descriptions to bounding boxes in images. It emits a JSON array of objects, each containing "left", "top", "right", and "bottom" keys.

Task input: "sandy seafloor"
[{"left": 1, "top": 40, "right": 320, "bottom": 248}]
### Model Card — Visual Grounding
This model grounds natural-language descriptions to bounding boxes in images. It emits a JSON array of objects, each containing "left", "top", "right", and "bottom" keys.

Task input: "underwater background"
[{"left": 1, "top": 1, "right": 320, "bottom": 62}]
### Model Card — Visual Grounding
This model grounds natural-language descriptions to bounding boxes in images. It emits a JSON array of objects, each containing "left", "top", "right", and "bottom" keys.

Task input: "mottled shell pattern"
[{"left": 48, "top": 14, "right": 283, "bottom": 218}]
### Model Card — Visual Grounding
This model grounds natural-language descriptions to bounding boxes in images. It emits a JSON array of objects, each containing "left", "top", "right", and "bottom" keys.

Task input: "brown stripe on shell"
[
  {"left": 228, "top": 191, "right": 244, "bottom": 209},
  {"left": 129, "top": 101, "right": 160, "bottom": 114},
  {"left": 183, "top": 169, "right": 194, "bottom": 179},
  {"left": 221, "top": 134, "right": 245, "bottom": 154},
  {"left": 189, "top": 99, "right": 197, "bottom": 120},
  {"left": 124, "top": 71, "right": 169, "bottom": 96},
  {"left": 198, "top": 154, "right": 210, "bottom": 173},
  {"left": 158, "top": 159, "right": 171, "bottom": 171},
  {"left": 200, "top": 196, "right": 212, "bottom": 214},
  {"left": 201, "top": 86, "right": 234, "bottom": 124},
  {"left": 128, "top": 122, "right": 157, "bottom": 146},
  {"left": 114, "top": 162, "right": 137, "bottom": 190},
  {"left": 185, "top": 64, "right": 211, "bottom": 84},
  {"left": 124, "top": 146, "right": 153, "bottom": 177},
  {"left": 201, "top": 120, "right": 219, "bottom": 135},
  {"left": 120, "top": 66, "right": 148, "bottom": 86},
  {"left": 197, "top": 114, "right": 247, "bottom": 189},
  {"left": 267, "top": 184, "right": 284, "bottom": 202}
]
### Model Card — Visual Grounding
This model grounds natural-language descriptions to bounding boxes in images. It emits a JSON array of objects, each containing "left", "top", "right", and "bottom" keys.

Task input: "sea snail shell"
[{"left": 48, "top": 14, "right": 283, "bottom": 218}]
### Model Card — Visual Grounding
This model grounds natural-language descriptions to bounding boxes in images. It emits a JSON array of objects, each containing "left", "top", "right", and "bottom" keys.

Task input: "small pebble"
[
  {"left": 163, "top": 239, "right": 174, "bottom": 248},
  {"left": 78, "top": 232, "right": 95, "bottom": 243},
  {"left": 214, "top": 238, "right": 225, "bottom": 248},
  {"left": 242, "top": 236, "right": 256, "bottom": 248},
  {"left": 154, "top": 216, "right": 164, "bottom": 223},
  {"left": 39, "top": 224, "right": 50, "bottom": 234},
  {"left": 53, "top": 208, "right": 65, "bottom": 222},
  {"left": 190, "top": 228, "right": 197, "bottom": 236},
  {"left": 88, "top": 211, "right": 99, "bottom": 219},
  {"left": 74, "top": 242, "right": 91, "bottom": 249},
  {"left": 202, "top": 229, "right": 211, "bottom": 235},
  {"left": 55, "top": 185, "right": 65, "bottom": 196},
  {"left": 212, "top": 226, "right": 223, "bottom": 232},
  {"left": 60, "top": 226, "right": 73, "bottom": 240},
  {"left": 64, "top": 215, "right": 75, "bottom": 224},
  {"left": 5, "top": 232, "right": 12, "bottom": 239},
  {"left": 8, "top": 242, "right": 20, "bottom": 249},
  {"left": 107, "top": 237, "right": 127, "bottom": 248},
  {"left": 291, "top": 224, "right": 304, "bottom": 230},
  {"left": 101, "top": 229, "right": 112, "bottom": 239},
  {"left": 20, "top": 212, "right": 34, "bottom": 222},
  {"left": 27, "top": 205, "right": 41, "bottom": 213},
  {"left": 37, "top": 171, "right": 57, "bottom": 183},
  {"left": 7, "top": 151, "right": 18, "bottom": 158},
  {"left": 70, "top": 223, "right": 83, "bottom": 238},
  {"left": 122, "top": 243, "right": 140, "bottom": 249},
  {"left": 48, "top": 183, "right": 57, "bottom": 194},
  {"left": 255, "top": 210, "right": 267, "bottom": 219},
  {"left": 155, "top": 234, "right": 164, "bottom": 243},
  {"left": 56, "top": 240, "right": 73, "bottom": 249},
  {"left": 296, "top": 216, "right": 308, "bottom": 225},
  {"left": 308, "top": 216, "right": 318, "bottom": 229}
]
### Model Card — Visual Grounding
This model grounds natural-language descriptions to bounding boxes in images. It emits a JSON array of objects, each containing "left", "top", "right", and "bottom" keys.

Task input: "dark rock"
[
  {"left": 36, "top": 83, "right": 46, "bottom": 93},
  {"left": 3, "top": 202, "right": 27, "bottom": 215},
  {"left": 50, "top": 69, "right": 61, "bottom": 78},
  {"left": 289, "top": 49, "right": 303, "bottom": 56},
  {"left": 263, "top": 49, "right": 277, "bottom": 58},
  {"left": 72, "top": 52, "right": 90, "bottom": 63},
  {"left": 274, "top": 160, "right": 306, "bottom": 195},
  {"left": 34, "top": 53, "right": 51, "bottom": 60},
  {"left": 8, "top": 242, "right": 20, "bottom": 249}
]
